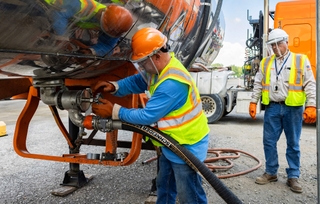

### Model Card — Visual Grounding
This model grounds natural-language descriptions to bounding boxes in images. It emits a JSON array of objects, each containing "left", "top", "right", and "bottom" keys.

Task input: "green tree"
[
  {"left": 211, "top": 63, "right": 243, "bottom": 77},
  {"left": 231, "top": 65, "right": 242, "bottom": 77},
  {"left": 211, "top": 63, "right": 224, "bottom": 67}
]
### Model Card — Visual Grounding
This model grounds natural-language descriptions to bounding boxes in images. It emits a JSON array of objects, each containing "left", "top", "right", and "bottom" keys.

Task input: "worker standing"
[
  {"left": 92, "top": 27, "right": 209, "bottom": 203},
  {"left": 249, "top": 28, "right": 316, "bottom": 193},
  {"left": 43, "top": 0, "right": 133, "bottom": 56}
]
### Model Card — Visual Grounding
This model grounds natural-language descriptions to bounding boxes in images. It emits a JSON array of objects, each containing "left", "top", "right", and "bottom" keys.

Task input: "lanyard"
[{"left": 275, "top": 53, "right": 290, "bottom": 81}]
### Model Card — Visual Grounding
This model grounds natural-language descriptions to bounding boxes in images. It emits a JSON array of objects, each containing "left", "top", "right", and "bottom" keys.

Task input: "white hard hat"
[{"left": 266, "top": 28, "right": 289, "bottom": 44}]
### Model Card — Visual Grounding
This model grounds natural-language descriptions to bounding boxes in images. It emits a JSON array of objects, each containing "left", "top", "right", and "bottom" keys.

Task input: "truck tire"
[{"left": 201, "top": 94, "right": 225, "bottom": 123}]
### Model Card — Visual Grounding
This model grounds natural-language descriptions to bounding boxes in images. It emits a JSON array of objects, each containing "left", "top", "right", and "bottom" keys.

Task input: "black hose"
[
  {"left": 183, "top": 0, "right": 211, "bottom": 68},
  {"left": 245, "top": 37, "right": 260, "bottom": 49},
  {"left": 119, "top": 121, "right": 242, "bottom": 204}
]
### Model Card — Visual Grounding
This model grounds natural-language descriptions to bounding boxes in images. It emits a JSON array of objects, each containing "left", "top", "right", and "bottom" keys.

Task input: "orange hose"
[
  {"left": 143, "top": 148, "right": 262, "bottom": 179},
  {"left": 204, "top": 148, "right": 262, "bottom": 179}
]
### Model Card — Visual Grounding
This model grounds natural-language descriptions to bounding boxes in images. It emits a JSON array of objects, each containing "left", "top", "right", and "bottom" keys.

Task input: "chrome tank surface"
[{"left": 0, "top": 0, "right": 224, "bottom": 78}]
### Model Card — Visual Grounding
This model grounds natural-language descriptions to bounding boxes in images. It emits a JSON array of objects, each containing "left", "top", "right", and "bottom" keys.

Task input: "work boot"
[
  {"left": 255, "top": 173, "right": 278, "bottom": 184},
  {"left": 287, "top": 178, "right": 303, "bottom": 193}
]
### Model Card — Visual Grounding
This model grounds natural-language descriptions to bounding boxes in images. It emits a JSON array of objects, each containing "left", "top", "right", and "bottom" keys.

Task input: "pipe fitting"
[
  {"left": 68, "top": 109, "right": 85, "bottom": 128},
  {"left": 40, "top": 88, "right": 93, "bottom": 111},
  {"left": 81, "top": 115, "right": 122, "bottom": 133},
  {"left": 33, "top": 80, "right": 120, "bottom": 133}
]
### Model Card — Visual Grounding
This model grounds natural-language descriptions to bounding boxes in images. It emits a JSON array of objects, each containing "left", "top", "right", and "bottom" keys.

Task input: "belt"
[{"left": 270, "top": 101, "right": 285, "bottom": 104}]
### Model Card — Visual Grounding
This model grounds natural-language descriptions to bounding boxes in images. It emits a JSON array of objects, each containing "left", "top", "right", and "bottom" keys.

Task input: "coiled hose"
[{"left": 117, "top": 121, "right": 243, "bottom": 204}]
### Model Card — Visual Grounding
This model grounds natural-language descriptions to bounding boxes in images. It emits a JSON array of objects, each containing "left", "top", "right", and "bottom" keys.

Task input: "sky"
[{"left": 213, "top": 0, "right": 291, "bottom": 67}]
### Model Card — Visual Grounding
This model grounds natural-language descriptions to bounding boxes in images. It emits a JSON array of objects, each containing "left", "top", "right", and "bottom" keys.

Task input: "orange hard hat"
[
  {"left": 131, "top": 27, "right": 167, "bottom": 62},
  {"left": 100, "top": 5, "right": 133, "bottom": 37}
]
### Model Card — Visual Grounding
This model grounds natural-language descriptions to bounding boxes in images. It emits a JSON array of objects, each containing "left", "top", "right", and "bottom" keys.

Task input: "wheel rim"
[{"left": 201, "top": 96, "right": 216, "bottom": 117}]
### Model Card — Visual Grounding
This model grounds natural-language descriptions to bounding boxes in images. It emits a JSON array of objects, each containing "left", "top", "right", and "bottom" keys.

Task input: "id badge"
[{"left": 273, "top": 82, "right": 279, "bottom": 92}]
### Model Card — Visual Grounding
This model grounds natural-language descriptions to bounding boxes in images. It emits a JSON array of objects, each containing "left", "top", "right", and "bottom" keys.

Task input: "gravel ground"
[{"left": 0, "top": 98, "right": 317, "bottom": 204}]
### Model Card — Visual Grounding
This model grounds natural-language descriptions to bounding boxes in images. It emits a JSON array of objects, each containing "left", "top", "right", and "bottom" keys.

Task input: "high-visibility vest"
[
  {"left": 149, "top": 53, "right": 209, "bottom": 146},
  {"left": 261, "top": 53, "right": 306, "bottom": 106},
  {"left": 44, "top": 0, "right": 105, "bottom": 29}
]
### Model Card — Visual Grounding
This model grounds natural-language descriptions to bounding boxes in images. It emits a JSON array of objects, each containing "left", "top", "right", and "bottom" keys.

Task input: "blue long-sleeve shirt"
[
  {"left": 115, "top": 73, "right": 188, "bottom": 125},
  {"left": 114, "top": 73, "right": 209, "bottom": 164},
  {"left": 49, "top": 0, "right": 118, "bottom": 56}
]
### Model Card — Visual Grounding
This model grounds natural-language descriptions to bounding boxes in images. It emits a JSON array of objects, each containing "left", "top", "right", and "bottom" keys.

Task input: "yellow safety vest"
[
  {"left": 149, "top": 53, "right": 209, "bottom": 146},
  {"left": 44, "top": 0, "right": 105, "bottom": 29},
  {"left": 261, "top": 53, "right": 306, "bottom": 106}
]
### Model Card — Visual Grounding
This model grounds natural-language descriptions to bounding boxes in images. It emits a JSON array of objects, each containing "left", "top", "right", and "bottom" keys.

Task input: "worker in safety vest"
[
  {"left": 91, "top": 27, "right": 210, "bottom": 203},
  {"left": 43, "top": 0, "right": 133, "bottom": 56},
  {"left": 249, "top": 28, "right": 316, "bottom": 193}
]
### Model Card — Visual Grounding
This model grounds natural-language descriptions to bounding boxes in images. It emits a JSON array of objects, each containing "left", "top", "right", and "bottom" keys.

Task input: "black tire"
[{"left": 201, "top": 94, "right": 225, "bottom": 124}]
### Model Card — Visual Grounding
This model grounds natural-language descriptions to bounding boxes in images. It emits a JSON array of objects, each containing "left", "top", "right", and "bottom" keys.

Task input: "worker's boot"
[
  {"left": 255, "top": 173, "right": 278, "bottom": 184},
  {"left": 287, "top": 178, "right": 302, "bottom": 193}
]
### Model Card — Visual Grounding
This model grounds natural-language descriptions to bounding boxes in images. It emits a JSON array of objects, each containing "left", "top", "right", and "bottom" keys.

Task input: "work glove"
[
  {"left": 249, "top": 102, "right": 257, "bottom": 119},
  {"left": 92, "top": 98, "right": 114, "bottom": 118},
  {"left": 303, "top": 106, "right": 316, "bottom": 123},
  {"left": 92, "top": 80, "right": 116, "bottom": 94}
]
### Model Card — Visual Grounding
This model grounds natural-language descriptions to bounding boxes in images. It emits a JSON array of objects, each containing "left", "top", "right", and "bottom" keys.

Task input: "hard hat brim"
[{"left": 266, "top": 37, "right": 287, "bottom": 45}]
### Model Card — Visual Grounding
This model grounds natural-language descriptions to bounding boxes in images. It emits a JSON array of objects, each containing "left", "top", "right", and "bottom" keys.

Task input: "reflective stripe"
[
  {"left": 262, "top": 85, "right": 270, "bottom": 90},
  {"left": 44, "top": 0, "right": 103, "bottom": 20},
  {"left": 157, "top": 102, "right": 203, "bottom": 130},
  {"left": 78, "top": 0, "right": 96, "bottom": 18},
  {"left": 262, "top": 55, "right": 274, "bottom": 91},
  {"left": 288, "top": 53, "right": 304, "bottom": 91},
  {"left": 288, "top": 85, "right": 303, "bottom": 91},
  {"left": 158, "top": 68, "right": 198, "bottom": 105},
  {"left": 159, "top": 67, "right": 191, "bottom": 80},
  {"left": 262, "top": 58, "right": 270, "bottom": 74},
  {"left": 294, "top": 54, "right": 302, "bottom": 85}
]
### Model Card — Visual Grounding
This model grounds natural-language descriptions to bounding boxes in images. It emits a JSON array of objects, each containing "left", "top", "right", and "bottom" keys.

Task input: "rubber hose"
[
  {"left": 120, "top": 122, "right": 242, "bottom": 204},
  {"left": 183, "top": 0, "right": 211, "bottom": 68}
]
